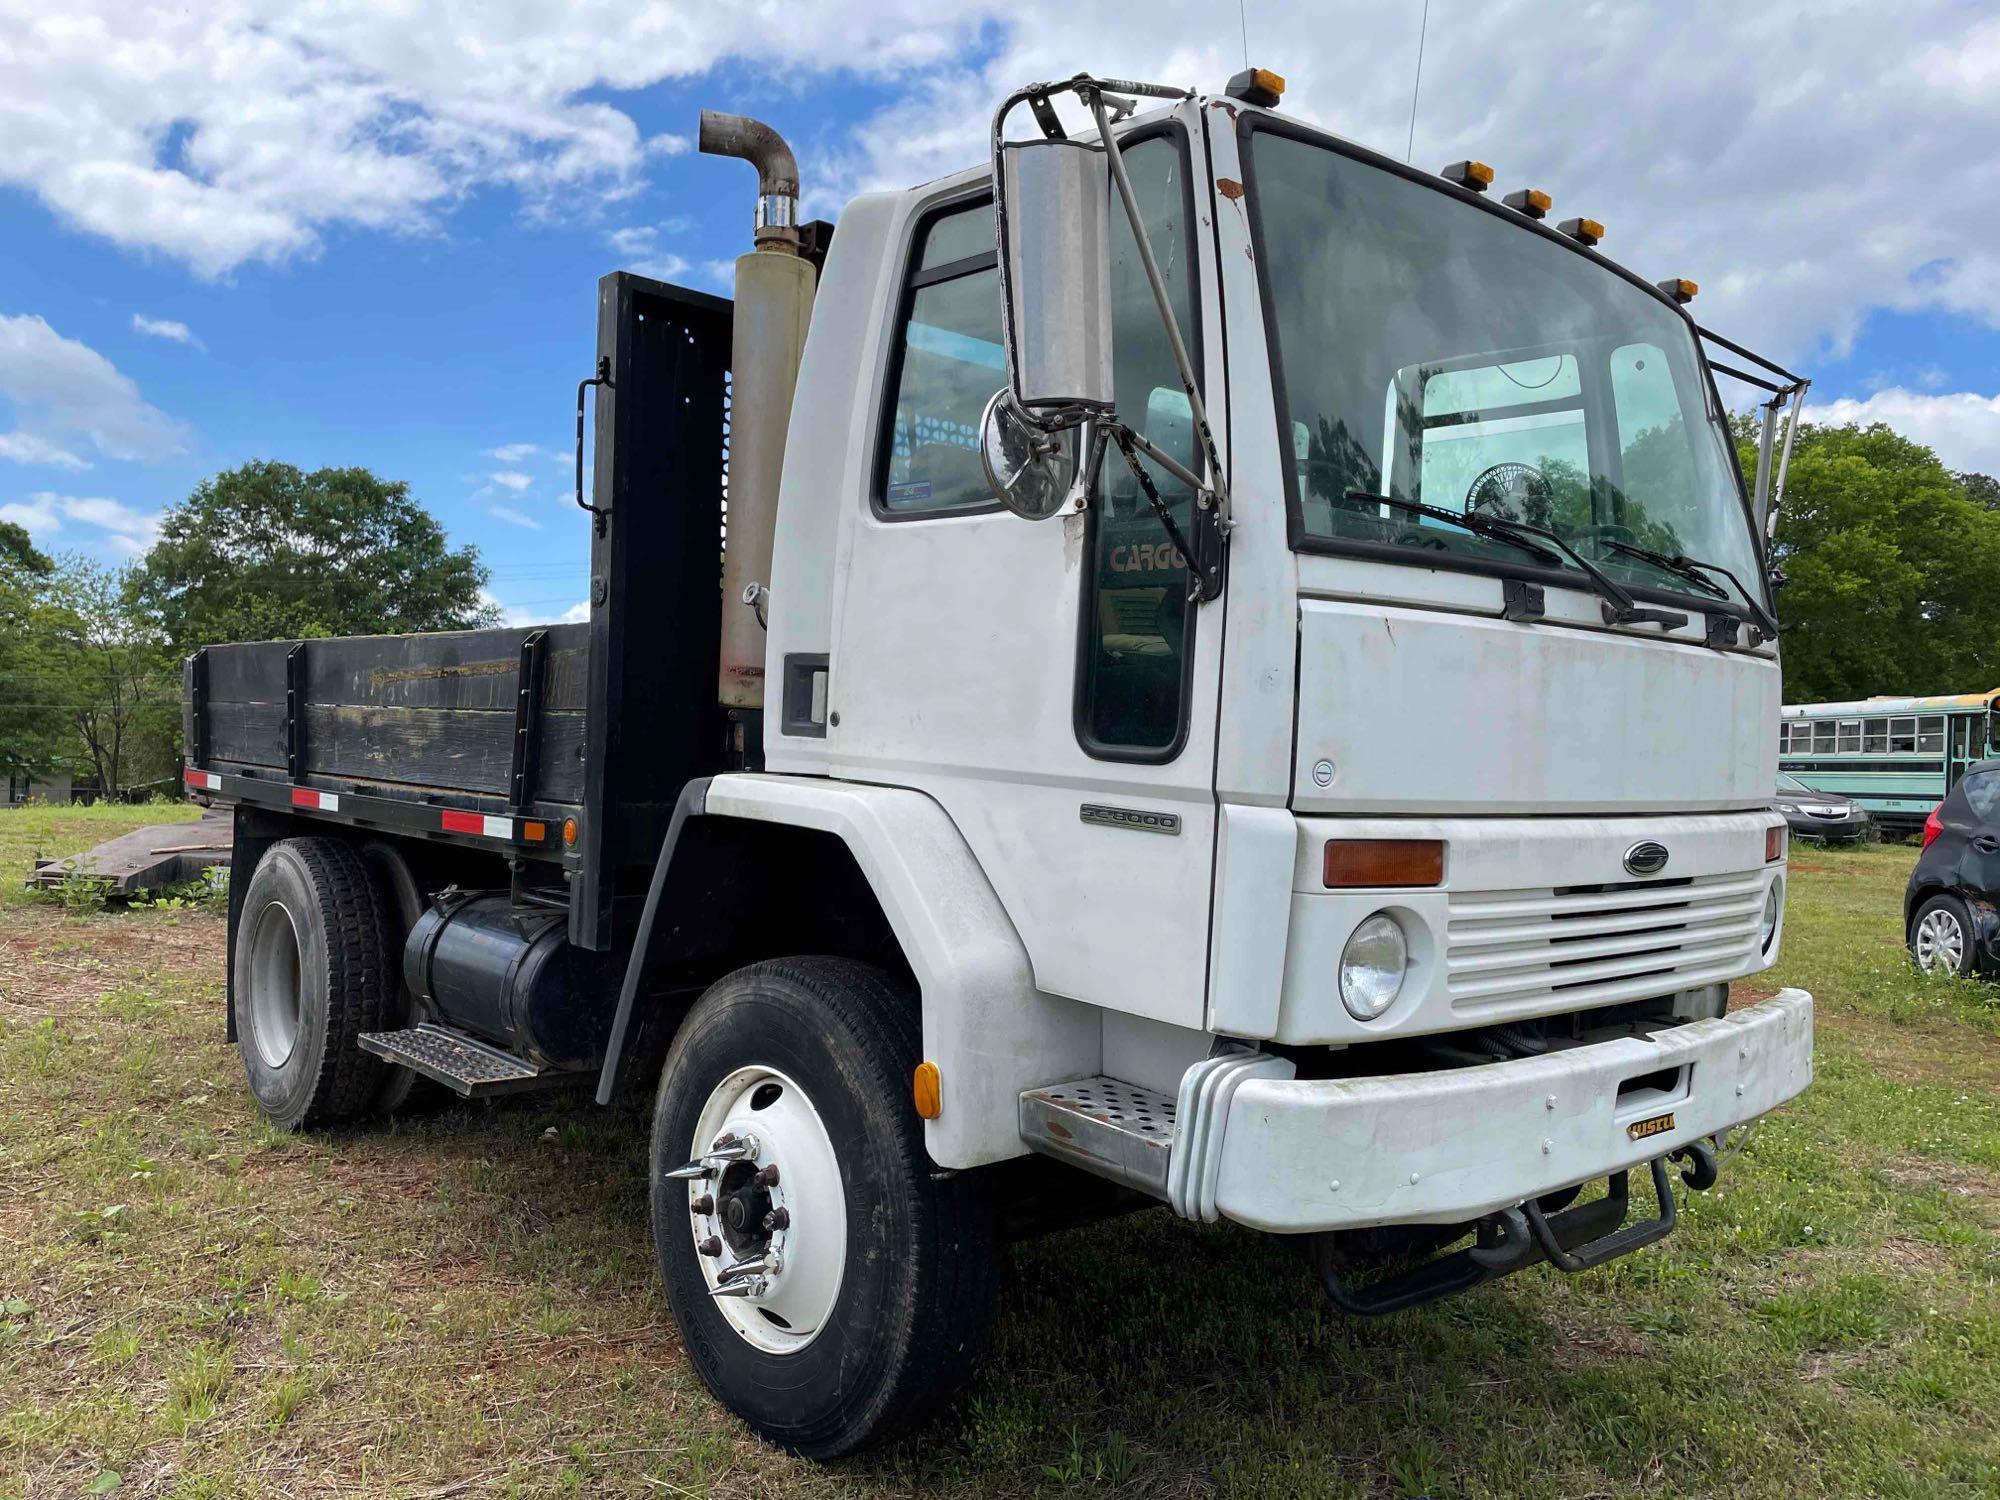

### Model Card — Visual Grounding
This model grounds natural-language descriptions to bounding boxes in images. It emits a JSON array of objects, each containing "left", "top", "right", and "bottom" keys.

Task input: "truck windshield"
[{"left": 1243, "top": 124, "right": 1765, "bottom": 610}]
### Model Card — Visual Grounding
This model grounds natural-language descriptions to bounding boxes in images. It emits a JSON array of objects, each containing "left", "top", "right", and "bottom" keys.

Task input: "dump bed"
[{"left": 183, "top": 272, "right": 736, "bottom": 952}]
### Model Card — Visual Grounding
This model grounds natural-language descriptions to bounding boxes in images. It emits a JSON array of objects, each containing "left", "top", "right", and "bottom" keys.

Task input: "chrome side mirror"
[
  {"left": 978, "top": 389, "right": 1073, "bottom": 520},
  {"left": 996, "top": 137, "right": 1116, "bottom": 418}
]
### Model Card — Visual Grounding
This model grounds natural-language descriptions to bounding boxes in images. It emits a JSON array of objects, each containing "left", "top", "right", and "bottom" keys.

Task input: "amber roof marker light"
[
  {"left": 1657, "top": 277, "right": 1700, "bottom": 304},
  {"left": 1441, "top": 160, "right": 1495, "bottom": 193},
  {"left": 1559, "top": 216, "right": 1605, "bottom": 247},
  {"left": 1224, "top": 67, "right": 1286, "bottom": 107},
  {"left": 1503, "top": 188, "right": 1552, "bottom": 220}
]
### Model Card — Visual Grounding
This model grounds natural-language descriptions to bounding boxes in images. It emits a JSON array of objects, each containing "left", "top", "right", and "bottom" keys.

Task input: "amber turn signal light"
[
  {"left": 1765, "top": 825, "right": 1786, "bottom": 863},
  {"left": 913, "top": 1061, "right": 943, "bottom": 1119},
  {"left": 1324, "top": 839, "right": 1445, "bottom": 888}
]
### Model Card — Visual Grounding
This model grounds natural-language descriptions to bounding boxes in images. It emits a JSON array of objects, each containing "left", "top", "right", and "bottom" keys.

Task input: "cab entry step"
[
  {"left": 1019, "top": 1075, "right": 1177, "bottom": 1198},
  {"left": 358, "top": 1022, "right": 550, "bottom": 1097}
]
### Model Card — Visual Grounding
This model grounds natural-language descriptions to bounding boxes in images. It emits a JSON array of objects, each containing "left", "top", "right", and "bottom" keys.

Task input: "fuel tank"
[{"left": 404, "top": 894, "right": 619, "bottom": 1069}]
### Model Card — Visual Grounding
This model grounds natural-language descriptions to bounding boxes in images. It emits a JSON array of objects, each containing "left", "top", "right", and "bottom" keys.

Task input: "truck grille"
[{"left": 1445, "top": 871, "right": 1767, "bottom": 1021}]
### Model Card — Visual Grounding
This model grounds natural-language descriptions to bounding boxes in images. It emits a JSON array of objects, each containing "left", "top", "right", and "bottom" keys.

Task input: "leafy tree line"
[
  {"left": 1, "top": 462, "right": 491, "bottom": 800},
  {"left": 1746, "top": 421, "right": 2000, "bottom": 704},
  {"left": 4, "top": 426, "right": 1998, "bottom": 798}
]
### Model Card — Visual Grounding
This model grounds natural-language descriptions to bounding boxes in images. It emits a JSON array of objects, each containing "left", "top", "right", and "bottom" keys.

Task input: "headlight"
[
  {"left": 1340, "top": 912, "right": 1408, "bottom": 1020},
  {"left": 1774, "top": 803, "right": 1797, "bottom": 814},
  {"left": 1761, "top": 883, "right": 1781, "bottom": 953}
]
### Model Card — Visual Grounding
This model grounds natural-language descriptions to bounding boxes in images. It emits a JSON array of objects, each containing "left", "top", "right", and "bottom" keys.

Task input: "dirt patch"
[
  {"left": 0, "top": 905, "right": 223, "bottom": 1019},
  {"left": 1872, "top": 1235, "right": 1953, "bottom": 1274},
  {"left": 1879, "top": 1156, "right": 2000, "bottom": 1222}
]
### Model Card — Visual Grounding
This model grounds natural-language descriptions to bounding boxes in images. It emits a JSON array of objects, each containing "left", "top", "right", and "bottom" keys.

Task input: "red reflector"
[
  {"left": 1323, "top": 839, "right": 1445, "bottom": 888},
  {"left": 1922, "top": 805, "right": 1944, "bottom": 849},
  {"left": 440, "top": 809, "right": 485, "bottom": 836},
  {"left": 1765, "top": 824, "right": 1786, "bottom": 862},
  {"left": 290, "top": 787, "right": 317, "bottom": 808}
]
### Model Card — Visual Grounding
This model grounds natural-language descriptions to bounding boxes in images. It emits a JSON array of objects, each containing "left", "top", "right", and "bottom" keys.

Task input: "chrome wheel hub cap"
[{"left": 679, "top": 1065, "right": 845, "bottom": 1354}]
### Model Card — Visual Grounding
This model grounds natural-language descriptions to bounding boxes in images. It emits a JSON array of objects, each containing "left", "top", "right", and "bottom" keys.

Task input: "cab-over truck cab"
[{"left": 186, "top": 70, "right": 1813, "bottom": 1456}]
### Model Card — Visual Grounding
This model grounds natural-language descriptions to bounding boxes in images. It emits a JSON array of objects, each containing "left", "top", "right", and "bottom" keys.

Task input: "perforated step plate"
[
  {"left": 358, "top": 1022, "right": 552, "bottom": 1097},
  {"left": 1019, "top": 1075, "right": 1177, "bottom": 1198}
]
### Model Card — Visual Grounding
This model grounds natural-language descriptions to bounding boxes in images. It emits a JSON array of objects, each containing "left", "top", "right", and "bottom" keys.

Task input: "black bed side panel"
[{"left": 574, "top": 273, "right": 734, "bottom": 951}]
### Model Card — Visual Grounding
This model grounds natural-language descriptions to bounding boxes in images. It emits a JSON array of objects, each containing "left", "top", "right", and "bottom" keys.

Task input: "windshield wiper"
[
  {"left": 1604, "top": 542, "right": 1779, "bottom": 641},
  {"left": 1345, "top": 491, "right": 1690, "bottom": 632},
  {"left": 1599, "top": 539, "right": 1730, "bottom": 601}
]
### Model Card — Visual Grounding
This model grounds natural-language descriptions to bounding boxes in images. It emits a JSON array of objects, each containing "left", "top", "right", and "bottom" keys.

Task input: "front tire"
[
  {"left": 648, "top": 958, "right": 995, "bottom": 1457},
  {"left": 1911, "top": 892, "right": 1977, "bottom": 976},
  {"left": 233, "top": 837, "right": 392, "bottom": 1130}
]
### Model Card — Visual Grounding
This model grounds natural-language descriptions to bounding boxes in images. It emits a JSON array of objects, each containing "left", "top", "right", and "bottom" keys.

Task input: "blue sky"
[{"left": 5, "top": 3, "right": 1999, "bottom": 623}]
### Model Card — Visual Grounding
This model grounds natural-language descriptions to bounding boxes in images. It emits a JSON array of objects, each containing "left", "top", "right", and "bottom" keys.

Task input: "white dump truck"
[{"left": 183, "top": 69, "right": 1815, "bottom": 1455}]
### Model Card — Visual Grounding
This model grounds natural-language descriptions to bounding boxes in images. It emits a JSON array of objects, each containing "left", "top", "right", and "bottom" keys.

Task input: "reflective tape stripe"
[
  {"left": 183, "top": 769, "right": 220, "bottom": 791},
  {"left": 290, "top": 788, "right": 340, "bottom": 812},
  {"left": 440, "top": 809, "right": 513, "bottom": 840}
]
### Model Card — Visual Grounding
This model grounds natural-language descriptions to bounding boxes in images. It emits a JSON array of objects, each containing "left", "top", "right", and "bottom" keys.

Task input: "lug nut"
[
  {"left": 753, "top": 1163, "right": 780, "bottom": 1188},
  {"left": 697, "top": 1236, "right": 723, "bottom": 1258},
  {"left": 690, "top": 1194, "right": 714, "bottom": 1215},
  {"left": 763, "top": 1207, "right": 790, "bottom": 1231}
]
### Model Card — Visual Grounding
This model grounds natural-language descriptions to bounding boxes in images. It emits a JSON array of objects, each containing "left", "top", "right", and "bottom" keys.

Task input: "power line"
[
  {"left": 1238, "top": 0, "right": 1250, "bottom": 69},
  {"left": 1406, "top": 0, "right": 1432, "bottom": 164}
]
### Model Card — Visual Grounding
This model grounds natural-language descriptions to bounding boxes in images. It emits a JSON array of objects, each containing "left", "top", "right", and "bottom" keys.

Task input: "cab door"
[{"left": 824, "top": 113, "right": 1225, "bottom": 1030}]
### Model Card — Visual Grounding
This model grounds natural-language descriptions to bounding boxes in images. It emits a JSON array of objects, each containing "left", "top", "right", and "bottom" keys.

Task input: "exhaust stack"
[{"left": 700, "top": 111, "right": 817, "bottom": 716}]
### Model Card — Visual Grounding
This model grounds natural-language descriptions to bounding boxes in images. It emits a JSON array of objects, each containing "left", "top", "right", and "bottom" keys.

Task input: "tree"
[
  {"left": 126, "top": 461, "right": 496, "bottom": 648},
  {"left": 44, "top": 560, "right": 179, "bottom": 797},
  {"left": 1749, "top": 421, "right": 2000, "bottom": 703},
  {"left": 0, "top": 519, "right": 51, "bottom": 575}
]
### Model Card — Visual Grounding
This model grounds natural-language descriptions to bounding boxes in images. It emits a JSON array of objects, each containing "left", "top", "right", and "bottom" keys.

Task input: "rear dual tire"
[
  {"left": 233, "top": 837, "right": 393, "bottom": 1130},
  {"left": 649, "top": 958, "right": 996, "bottom": 1458}
]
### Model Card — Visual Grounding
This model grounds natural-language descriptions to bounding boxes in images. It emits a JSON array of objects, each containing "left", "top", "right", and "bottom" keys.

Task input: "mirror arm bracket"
[
  {"left": 1111, "top": 426, "right": 1222, "bottom": 604},
  {"left": 1081, "top": 83, "right": 1233, "bottom": 533}
]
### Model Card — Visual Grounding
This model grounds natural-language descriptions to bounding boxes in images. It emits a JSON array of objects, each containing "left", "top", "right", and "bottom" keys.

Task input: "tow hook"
[{"left": 1672, "top": 1137, "right": 1720, "bottom": 1192}]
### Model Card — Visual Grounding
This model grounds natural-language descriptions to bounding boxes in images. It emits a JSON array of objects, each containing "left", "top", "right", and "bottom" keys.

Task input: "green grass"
[{"left": 2, "top": 810, "right": 1997, "bottom": 1496}]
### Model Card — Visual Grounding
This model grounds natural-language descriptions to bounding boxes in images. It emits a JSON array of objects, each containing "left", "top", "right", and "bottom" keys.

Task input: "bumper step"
[
  {"left": 357, "top": 1022, "right": 553, "bottom": 1097},
  {"left": 1019, "top": 1075, "right": 1178, "bottom": 1197}
]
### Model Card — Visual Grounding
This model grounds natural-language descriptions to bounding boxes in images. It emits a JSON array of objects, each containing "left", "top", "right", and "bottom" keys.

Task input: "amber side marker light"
[
  {"left": 913, "top": 1061, "right": 943, "bottom": 1119},
  {"left": 1765, "top": 825, "right": 1787, "bottom": 863},
  {"left": 1324, "top": 839, "right": 1445, "bottom": 889},
  {"left": 562, "top": 817, "right": 578, "bottom": 848}
]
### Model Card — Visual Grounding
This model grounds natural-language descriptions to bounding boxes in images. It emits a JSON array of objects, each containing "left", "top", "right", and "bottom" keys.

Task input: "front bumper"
[
  {"left": 1206, "top": 988, "right": 1813, "bottom": 1232},
  {"left": 1782, "top": 808, "right": 1868, "bottom": 839}
]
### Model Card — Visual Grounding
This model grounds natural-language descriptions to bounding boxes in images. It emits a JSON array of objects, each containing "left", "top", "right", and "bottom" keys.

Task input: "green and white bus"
[{"left": 1778, "top": 691, "right": 2000, "bottom": 831}]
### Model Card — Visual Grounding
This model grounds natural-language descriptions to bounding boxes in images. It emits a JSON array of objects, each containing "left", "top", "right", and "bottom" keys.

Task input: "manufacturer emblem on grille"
[
  {"left": 1628, "top": 1111, "right": 1677, "bottom": 1141},
  {"left": 1623, "top": 840, "right": 1670, "bottom": 876}
]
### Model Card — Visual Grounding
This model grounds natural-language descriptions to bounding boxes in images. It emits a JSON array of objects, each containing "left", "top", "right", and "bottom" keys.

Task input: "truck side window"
[
  {"left": 876, "top": 200, "right": 1002, "bottom": 516},
  {"left": 1077, "top": 131, "right": 1200, "bottom": 759}
]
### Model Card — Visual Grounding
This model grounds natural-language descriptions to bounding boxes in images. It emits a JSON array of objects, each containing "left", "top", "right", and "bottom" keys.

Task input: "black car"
[
  {"left": 1905, "top": 760, "right": 2000, "bottom": 975},
  {"left": 1773, "top": 772, "right": 1870, "bottom": 844}
]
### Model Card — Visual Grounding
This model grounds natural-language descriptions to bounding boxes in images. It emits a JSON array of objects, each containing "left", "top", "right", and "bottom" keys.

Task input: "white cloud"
[
  {"left": 0, "top": 490, "right": 162, "bottom": 557},
  {"left": 0, "top": 314, "right": 188, "bottom": 465},
  {"left": 480, "top": 590, "right": 590, "bottom": 627},
  {"left": 489, "top": 504, "right": 541, "bottom": 529},
  {"left": 2, "top": 3, "right": 1996, "bottom": 377},
  {"left": 1814, "top": 390, "right": 2000, "bottom": 477},
  {"left": 488, "top": 442, "right": 544, "bottom": 463},
  {"left": 604, "top": 223, "right": 690, "bottom": 281},
  {"left": 490, "top": 470, "right": 533, "bottom": 492},
  {"left": 0, "top": 431, "right": 87, "bottom": 469},
  {"left": 0, "top": 3, "right": 977, "bottom": 278},
  {"left": 130, "top": 313, "right": 203, "bottom": 349}
]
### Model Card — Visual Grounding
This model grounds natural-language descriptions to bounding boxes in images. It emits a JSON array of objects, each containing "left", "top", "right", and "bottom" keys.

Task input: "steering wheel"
[{"left": 1466, "top": 462, "right": 1553, "bottom": 522}]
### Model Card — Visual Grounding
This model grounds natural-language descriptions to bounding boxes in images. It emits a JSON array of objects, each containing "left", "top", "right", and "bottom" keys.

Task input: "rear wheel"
[
  {"left": 233, "top": 837, "right": 392, "bottom": 1130},
  {"left": 1911, "top": 892, "right": 1976, "bottom": 976},
  {"left": 648, "top": 958, "right": 995, "bottom": 1457}
]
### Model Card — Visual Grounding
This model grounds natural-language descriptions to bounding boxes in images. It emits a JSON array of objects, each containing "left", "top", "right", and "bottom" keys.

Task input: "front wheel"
[
  {"left": 648, "top": 958, "right": 995, "bottom": 1458},
  {"left": 1911, "top": 892, "right": 1977, "bottom": 976}
]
